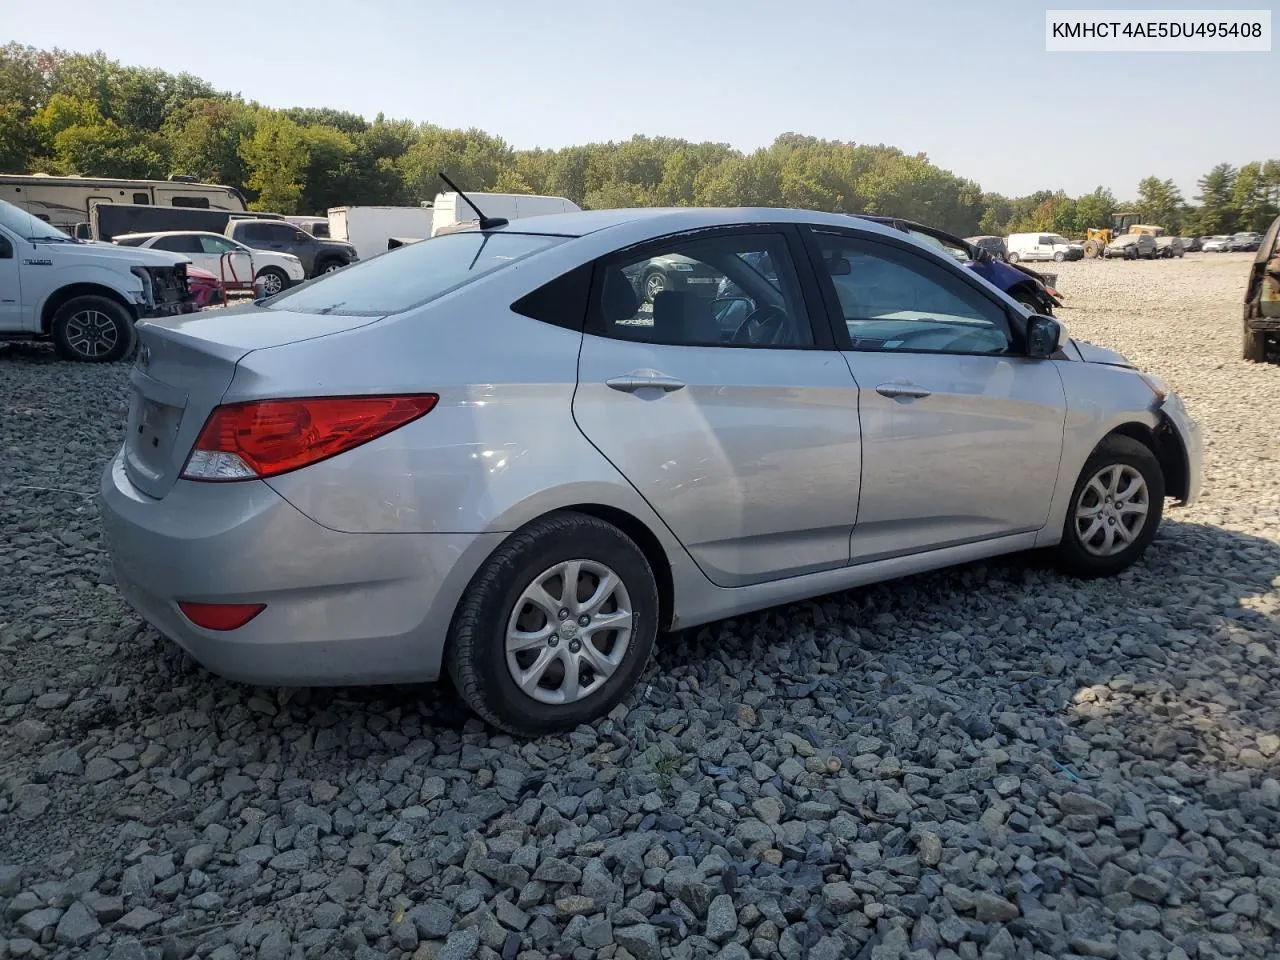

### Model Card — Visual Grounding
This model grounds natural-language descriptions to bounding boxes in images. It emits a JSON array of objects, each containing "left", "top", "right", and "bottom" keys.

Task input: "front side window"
[
  {"left": 592, "top": 232, "right": 814, "bottom": 347},
  {"left": 264, "top": 231, "right": 564, "bottom": 317},
  {"left": 260, "top": 223, "right": 298, "bottom": 243},
  {"left": 813, "top": 232, "right": 1012, "bottom": 355}
]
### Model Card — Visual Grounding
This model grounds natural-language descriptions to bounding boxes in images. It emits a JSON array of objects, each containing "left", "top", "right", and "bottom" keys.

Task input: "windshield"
[
  {"left": 263, "top": 231, "right": 565, "bottom": 316},
  {"left": 0, "top": 199, "right": 73, "bottom": 242},
  {"left": 1047, "top": 235, "right": 1072, "bottom": 246}
]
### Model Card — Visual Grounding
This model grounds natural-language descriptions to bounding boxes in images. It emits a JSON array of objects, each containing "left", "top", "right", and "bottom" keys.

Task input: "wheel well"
[
  {"left": 1102, "top": 422, "right": 1189, "bottom": 502},
  {"left": 563, "top": 503, "right": 676, "bottom": 633},
  {"left": 41, "top": 284, "right": 135, "bottom": 335}
]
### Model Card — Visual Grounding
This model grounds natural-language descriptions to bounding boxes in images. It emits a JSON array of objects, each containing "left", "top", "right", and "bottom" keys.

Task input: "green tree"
[
  {"left": 298, "top": 125, "right": 358, "bottom": 214},
  {"left": 1073, "top": 187, "right": 1117, "bottom": 233},
  {"left": 1193, "top": 163, "right": 1237, "bottom": 234},
  {"left": 1231, "top": 162, "right": 1275, "bottom": 233},
  {"left": 398, "top": 125, "right": 513, "bottom": 199},
  {"left": 239, "top": 110, "right": 309, "bottom": 212},
  {"left": 163, "top": 98, "right": 254, "bottom": 186},
  {"left": 491, "top": 168, "right": 533, "bottom": 194},
  {"left": 1135, "top": 176, "right": 1183, "bottom": 232}
]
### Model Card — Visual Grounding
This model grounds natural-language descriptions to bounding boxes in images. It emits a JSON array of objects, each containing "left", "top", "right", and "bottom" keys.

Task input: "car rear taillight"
[
  {"left": 178, "top": 601, "right": 266, "bottom": 631},
  {"left": 181, "top": 394, "right": 438, "bottom": 481}
]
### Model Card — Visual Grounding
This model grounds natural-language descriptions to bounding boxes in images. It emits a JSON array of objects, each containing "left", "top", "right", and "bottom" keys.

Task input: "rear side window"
[
  {"left": 152, "top": 235, "right": 202, "bottom": 253},
  {"left": 265, "top": 232, "right": 565, "bottom": 316}
]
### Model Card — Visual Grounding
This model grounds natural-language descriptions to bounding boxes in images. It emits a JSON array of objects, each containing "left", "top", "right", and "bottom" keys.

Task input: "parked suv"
[
  {"left": 115, "top": 231, "right": 305, "bottom": 295},
  {"left": 224, "top": 218, "right": 357, "bottom": 278},
  {"left": 1104, "top": 234, "right": 1157, "bottom": 260},
  {"left": 0, "top": 198, "right": 190, "bottom": 361}
]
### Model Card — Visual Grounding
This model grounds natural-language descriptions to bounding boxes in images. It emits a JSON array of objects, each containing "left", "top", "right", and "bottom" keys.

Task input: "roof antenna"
[{"left": 438, "top": 172, "right": 508, "bottom": 230}]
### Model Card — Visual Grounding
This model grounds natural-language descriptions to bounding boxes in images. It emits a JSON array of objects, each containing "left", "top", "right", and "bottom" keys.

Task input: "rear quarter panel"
[
  {"left": 1034, "top": 359, "right": 1161, "bottom": 548},
  {"left": 229, "top": 238, "right": 677, "bottom": 542}
]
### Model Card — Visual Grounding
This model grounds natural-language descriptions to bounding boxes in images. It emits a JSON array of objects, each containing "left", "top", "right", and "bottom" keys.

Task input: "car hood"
[
  {"left": 48, "top": 240, "right": 191, "bottom": 268},
  {"left": 1071, "top": 338, "right": 1135, "bottom": 368}
]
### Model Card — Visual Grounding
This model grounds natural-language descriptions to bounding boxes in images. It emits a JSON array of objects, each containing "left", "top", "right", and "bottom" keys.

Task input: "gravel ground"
[{"left": 1, "top": 252, "right": 1278, "bottom": 960}]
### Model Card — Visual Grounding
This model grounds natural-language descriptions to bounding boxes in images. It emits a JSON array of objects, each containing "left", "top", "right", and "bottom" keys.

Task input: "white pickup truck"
[{"left": 0, "top": 198, "right": 191, "bottom": 362}]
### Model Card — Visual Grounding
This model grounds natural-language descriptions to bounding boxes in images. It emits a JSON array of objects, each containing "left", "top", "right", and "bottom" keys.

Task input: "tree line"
[{"left": 2, "top": 44, "right": 1278, "bottom": 238}]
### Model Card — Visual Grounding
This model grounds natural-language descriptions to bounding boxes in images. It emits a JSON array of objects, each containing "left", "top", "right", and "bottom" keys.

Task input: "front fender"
[
  {"left": 1034, "top": 360, "right": 1164, "bottom": 548},
  {"left": 34, "top": 264, "right": 146, "bottom": 320}
]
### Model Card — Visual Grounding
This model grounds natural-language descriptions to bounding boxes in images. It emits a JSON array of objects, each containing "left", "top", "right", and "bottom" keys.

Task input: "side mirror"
[
  {"left": 1026, "top": 314, "right": 1063, "bottom": 358},
  {"left": 970, "top": 246, "right": 993, "bottom": 264},
  {"left": 825, "top": 256, "right": 852, "bottom": 276},
  {"left": 294, "top": 231, "right": 307, "bottom": 242}
]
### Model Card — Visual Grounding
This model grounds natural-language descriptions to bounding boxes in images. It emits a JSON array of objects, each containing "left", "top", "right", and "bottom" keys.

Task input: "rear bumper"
[{"left": 97, "top": 450, "right": 503, "bottom": 686}]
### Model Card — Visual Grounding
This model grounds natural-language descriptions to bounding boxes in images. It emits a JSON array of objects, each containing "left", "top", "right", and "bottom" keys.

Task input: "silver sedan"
[{"left": 98, "top": 207, "right": 1203, "bottom": 735}]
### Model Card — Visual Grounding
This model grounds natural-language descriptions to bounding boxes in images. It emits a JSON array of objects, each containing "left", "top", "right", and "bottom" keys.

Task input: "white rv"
[
  {"left": 0, "top": 174, "right": 248, "bottom": 233},
  {"left": 430, "top": 192, "right": 580, "bottom": 237},
  {"left": 328, "top": 205, "right": 437, "bottom": 260}
]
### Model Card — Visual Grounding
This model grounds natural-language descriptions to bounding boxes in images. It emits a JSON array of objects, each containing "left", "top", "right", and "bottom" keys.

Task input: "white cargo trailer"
[
  {"left": 430, "top": 192, "right": 580, "bottom": 237},
  {"left": 327, "top": 205, "right": 437, "bottom": 260}
]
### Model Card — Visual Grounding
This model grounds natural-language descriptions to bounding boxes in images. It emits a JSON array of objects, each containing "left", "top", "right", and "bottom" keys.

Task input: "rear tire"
[
  {"left": 446, "top": 512, "right": 660, "bottom": 736},
  {"left": 256, "top": 267, "right": 288, "bottom": 296},
  {"left": 1244, "top": 323, "right": 1268, "bottom": 363},
  {"left": 1056, "top": 436, "right": 1164, "bottom": 579},
  {"left": 51, "top": 295, "right": 134, "bottom": 363}
]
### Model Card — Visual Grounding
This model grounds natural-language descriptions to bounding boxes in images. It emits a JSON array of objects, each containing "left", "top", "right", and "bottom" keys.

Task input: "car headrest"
[
  {"left": 653, "top": 291, "right": 718, "bottom": 345},
  {"left": 601, "top": 268, "right": 639, "bottom": 325}
]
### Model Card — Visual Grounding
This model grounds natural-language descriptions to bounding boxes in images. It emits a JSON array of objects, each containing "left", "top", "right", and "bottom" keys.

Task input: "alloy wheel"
[
  {"left": 505, "top": 559, "right": 633, "bottom": 705},
  {"left": 1074, "top": 464, "right": 1150, "bottom": 557},
  {"left": 63, "top": 310, "right": 120, "bottom": 359}
]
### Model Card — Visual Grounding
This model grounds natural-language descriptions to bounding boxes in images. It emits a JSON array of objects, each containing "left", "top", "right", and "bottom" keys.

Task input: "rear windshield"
[{"left": 263, "top": 231, "right": 565, "bottom": 316}]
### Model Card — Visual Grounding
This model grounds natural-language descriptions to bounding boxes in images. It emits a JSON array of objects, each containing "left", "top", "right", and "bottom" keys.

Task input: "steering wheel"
[{"left": 732, "top": 305, "right": 787, "bottom": 345}]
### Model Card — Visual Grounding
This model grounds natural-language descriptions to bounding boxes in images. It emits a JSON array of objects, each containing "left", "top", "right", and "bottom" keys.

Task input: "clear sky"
[{"left": 5, "top": 0, "right": 1274, "bottom": 200}]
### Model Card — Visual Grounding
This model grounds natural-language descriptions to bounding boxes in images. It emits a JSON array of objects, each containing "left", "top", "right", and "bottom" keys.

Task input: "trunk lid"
[{"left": 123, "top": 305, "right": 384, "bottom": 499}]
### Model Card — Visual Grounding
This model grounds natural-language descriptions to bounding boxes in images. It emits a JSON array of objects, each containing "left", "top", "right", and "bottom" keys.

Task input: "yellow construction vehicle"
[
  {"left": 1083, "top": 228, "right": 1113, "bottom": 258},
  {"left": 1126, "top": 224, "right": 1165, "bottom": 236}
]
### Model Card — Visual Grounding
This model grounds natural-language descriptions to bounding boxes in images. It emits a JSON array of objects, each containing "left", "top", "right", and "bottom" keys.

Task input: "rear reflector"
[
  {"left": 178, "top": 601, "right": 266, "bottom": 631},
  {"left": 181, "top": 394, "right": 438, "bottom": 481}
]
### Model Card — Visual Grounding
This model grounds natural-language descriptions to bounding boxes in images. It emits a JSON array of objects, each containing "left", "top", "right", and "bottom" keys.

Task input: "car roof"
[
  {"left": 471, "top": 206, "right": 906, "bottom": 242},
  {"left": 115, "top": 230, "right": 223, "bottom": 240}
]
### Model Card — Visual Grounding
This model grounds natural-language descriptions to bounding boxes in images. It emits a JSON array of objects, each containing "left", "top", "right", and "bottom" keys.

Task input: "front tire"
[
  {"left": 51, "top": 295, "right": 134, "bottom": 363},
  {"left": 1006, "top": 252, "right": 1020, "bottom": 264},
  {"left": 446, "top": 512, "right": 660, "bottom": 736},
  {"left": 642, "top": 270, "right": 669, "bottom": 303},
  {"left": 1056, "top": 436, "right": 1164, "bottom": 579},
  {"left": 1053, "top": 251, "right": 1065, "bottom": 262},
  {"left": 315, "top": 260, "right": 346, "bottom": 277}
]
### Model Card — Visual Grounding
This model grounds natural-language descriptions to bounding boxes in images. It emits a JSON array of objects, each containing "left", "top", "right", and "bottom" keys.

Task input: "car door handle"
[
  {"left": 875, "top": 382, "right": 932, "bottom": 399},
  {"left": 605, "top": 370, "right": 686, "bottom": 393}
]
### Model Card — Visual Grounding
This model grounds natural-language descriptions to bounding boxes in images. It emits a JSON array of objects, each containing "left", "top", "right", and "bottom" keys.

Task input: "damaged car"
[
  {"left": 855, "top": 215, "right": 1063, "bottom": 315},
  {"left": 1243, "top": 215, "right": 1280, "bottom": 363}
]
